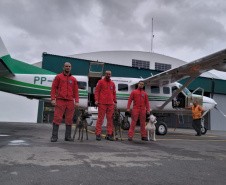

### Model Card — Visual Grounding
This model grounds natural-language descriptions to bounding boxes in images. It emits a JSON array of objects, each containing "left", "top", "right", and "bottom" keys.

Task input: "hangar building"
[{"left": 35, "top": 50, "right": 226, "bottom": 131}]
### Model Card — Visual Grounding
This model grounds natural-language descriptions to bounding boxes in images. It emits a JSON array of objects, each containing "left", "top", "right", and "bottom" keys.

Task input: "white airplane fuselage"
[{"left": 0, "top": 74, "right": 217, "bottom": 116}]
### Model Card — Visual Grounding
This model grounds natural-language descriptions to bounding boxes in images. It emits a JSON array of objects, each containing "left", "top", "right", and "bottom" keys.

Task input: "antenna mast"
[{"left": 151, "top": 18, "right": 154, "bottom": 52}]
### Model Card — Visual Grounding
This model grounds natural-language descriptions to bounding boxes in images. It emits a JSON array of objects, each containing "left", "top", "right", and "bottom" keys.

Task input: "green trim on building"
[
  {"left": 179, "top": 77, "right": 226, "bottom": 94},
  {"left": 42, "top": 53, "right": 226, "bottom": 95},
  {"left": 42, "top": 53, "right": 159, "bottom": 78}
]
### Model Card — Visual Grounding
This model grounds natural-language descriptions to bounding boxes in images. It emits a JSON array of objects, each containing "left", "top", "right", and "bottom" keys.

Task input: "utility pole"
[{"left": 151, "top": 18, "right": 154, "bottom": 52}]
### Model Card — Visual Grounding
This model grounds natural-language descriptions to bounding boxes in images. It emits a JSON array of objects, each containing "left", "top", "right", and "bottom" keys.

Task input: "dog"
[
  {"left": 73, "top": 110, "right": 91, "bottom": 142},
  {"left": 112, "top": 109, "right": 123, "bottom": 141},
  {"left": 145, "top": 114, "right": 157, "bottom": 141}
]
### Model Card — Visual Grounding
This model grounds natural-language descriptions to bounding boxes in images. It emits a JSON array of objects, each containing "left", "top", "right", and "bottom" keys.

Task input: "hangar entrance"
[{"left": 88, "top": 62, "right": 104, "bottom": 106}]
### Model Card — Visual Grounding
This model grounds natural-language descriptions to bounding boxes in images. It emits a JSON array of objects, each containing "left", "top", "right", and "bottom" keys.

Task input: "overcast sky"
[{"left": 1, "top": 0, "right": 226, "bottom": 77}]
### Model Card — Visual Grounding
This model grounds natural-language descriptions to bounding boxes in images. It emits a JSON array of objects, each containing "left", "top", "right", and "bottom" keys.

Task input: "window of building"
[
  {"left": 155, "top": 62, "right": 171, "bottom": 71},
  {"left": 77, "top": 81, "right": 87, "bottom": 90},
  {"left": 118, "top": 84, "right": 128, "bottom": 92},
  {"left": 132, "top": 59, "right": 150, "bottom": 69},
  {"left": 163, "top": 87, "right": 170, "bottom": 94},
  {"left": 151, "top": 86, "right": 160, "bottom": 94}
]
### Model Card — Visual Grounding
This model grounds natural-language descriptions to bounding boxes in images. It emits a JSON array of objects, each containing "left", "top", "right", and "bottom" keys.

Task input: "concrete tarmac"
[{"left": 1, "top": 122, "right": 226, "bottom": 185}]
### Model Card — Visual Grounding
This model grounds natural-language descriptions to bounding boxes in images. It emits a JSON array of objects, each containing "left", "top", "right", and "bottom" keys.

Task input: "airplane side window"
[
  {"left": 163, "top": 87, "right": 170, "bottom": 94},
  {"left": 151, "top": 86, "right": 160, "bottom": 94},
  {"left": 77, "top": 81, "right": 87, "bottom": 90},
  {"left": 118, "top": 84, "right": 128, "bottom": 92},
  {"left": 178, "top": 84, "right": 191, "bottom": 96}
]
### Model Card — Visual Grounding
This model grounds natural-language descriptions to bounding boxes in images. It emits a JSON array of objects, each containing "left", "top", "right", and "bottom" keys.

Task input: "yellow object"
[{"left": 192, "top": 105, "right": 204, "bottom": 119}]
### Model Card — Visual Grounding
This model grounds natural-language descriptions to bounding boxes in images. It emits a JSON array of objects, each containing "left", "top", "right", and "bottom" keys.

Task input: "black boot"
[
  {"left": 96, "top": 135, "right": 101, "bottom": 141},
  {"left": 106, "top": 134, "right": 114, "bottom": 141},
  {"left": 65, "top": 125, "right": 73, "bottom": 141},
  {"left": 51, "top": 123, "right": 59, "bottom": 142},
  {"left": 141, "top": 137, "right": 148, "bottom": 141}
]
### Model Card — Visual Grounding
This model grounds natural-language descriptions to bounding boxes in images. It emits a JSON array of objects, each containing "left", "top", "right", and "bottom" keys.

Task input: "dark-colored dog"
[
  {"left": 73, "top": 110, "right": 91, "bottom": 142},
  {"left": 112, "top": 109, "right": 123, "bottom": 141},
  {"left": 121, "top": 111, "right": 130, "bottom": 130}
]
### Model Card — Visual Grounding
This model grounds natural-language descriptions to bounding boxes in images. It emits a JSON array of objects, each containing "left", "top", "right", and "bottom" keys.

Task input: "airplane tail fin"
[
  {"left": 0, "top": 37, "right": 14, "bottom": 77},
  {"left": 0, "top": 37, "right": 56, "bottom": 76},
  {"left": 0, "top": 37, "right": 10, "bottom": 58}
]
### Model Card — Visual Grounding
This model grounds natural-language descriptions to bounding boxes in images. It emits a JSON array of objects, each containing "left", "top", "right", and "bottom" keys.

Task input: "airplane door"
[
  {"left": 88, "top": 62, "right": 104, "bottom": 78},
  {"left": 187, "top": 87, "right": 204, "bottom": 107},
  {"left": 88, "top": 62, "right": 104, "bottom": 107}
]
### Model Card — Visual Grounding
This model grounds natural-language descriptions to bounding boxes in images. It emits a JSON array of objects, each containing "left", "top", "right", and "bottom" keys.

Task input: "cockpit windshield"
[{"left": 178, "top": 84, "right": 191, "bottom": 96}]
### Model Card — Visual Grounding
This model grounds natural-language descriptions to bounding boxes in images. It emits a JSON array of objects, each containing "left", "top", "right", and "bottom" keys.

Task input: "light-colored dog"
[{"left": 145, "top": 114, "right": 157, "bottom": 141}]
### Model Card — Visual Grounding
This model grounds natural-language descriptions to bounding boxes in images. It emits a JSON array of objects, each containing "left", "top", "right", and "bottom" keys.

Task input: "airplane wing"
[
  {"left": 0, "top": 58, "right": 14, "bottom": 77},
  {"left": 130, "top": 48, "right": 226, "bottom": 109},
  {"left": 131, "top": 48, "right": 226, "bottom": 87}
]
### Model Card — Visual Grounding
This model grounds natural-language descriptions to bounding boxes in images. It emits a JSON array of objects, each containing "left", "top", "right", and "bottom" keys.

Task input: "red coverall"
[
  {"left": 95, "top": 78, "right": 117, "bottom": 135},
  {"left": 127, "top": 88, "right": 150, "bottom": 138},
  {"left": 51, "top": 72, "right": 79, "bottom": 125}
]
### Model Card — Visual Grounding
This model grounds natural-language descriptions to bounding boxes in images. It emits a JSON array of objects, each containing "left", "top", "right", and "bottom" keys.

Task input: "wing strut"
[{"left": 158, "top": 75, "right": 198, "bottom": 109}]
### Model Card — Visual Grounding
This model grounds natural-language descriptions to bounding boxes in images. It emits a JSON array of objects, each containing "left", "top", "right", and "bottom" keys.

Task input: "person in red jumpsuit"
[
  {"left": 50, "top": 62, "right": 79, "bottom": 142},
  {"left": 127, "top": 81, "right": 150, "bottom": 141},
  {"left": 95, "top": 70, "right": 117, "bottom": 141}
]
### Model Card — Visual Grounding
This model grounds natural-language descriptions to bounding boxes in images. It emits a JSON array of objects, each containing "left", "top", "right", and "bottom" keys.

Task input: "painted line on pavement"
[{"left": 79, "top": 129, "right": 226, "bottom": 142}]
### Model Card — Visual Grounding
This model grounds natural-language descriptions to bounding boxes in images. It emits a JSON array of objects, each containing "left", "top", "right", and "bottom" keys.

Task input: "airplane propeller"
[
  {"left": 214, "top": 105, "right": 226, "bottom": 118},
  {"left": 211, "top": 78, "right": 215, "bottom": 99}
]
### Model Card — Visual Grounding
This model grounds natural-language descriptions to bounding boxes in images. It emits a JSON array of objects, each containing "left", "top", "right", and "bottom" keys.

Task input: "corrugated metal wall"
[{"left": 210, "top": 94, "right": 226, "bottom": 131}]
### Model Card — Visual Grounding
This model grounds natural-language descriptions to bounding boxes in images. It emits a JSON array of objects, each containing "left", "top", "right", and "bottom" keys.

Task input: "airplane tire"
[
  {"left": 156, "top": 122, "right": 167, "bottom": 135},
  {"left": 201, "top": 126, "right": 207, "bottom": 135}
]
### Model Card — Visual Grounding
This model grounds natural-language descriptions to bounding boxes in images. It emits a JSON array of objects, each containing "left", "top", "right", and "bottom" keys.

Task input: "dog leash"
[{"left": 167, "top": 117, "right": 179, "bottom": 133}]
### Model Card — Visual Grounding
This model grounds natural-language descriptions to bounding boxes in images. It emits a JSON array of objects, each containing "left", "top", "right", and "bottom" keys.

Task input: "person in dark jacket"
[{"left": 50, "top": 62, "right": 79, "bottom": 142}]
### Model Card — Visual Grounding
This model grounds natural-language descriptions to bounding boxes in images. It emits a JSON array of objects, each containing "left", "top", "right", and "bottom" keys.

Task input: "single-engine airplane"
[{"left": 1, "top": 37, "right": 226, "bottom": 135}]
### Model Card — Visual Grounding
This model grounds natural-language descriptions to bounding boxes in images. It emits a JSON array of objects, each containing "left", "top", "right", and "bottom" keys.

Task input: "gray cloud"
[{"left": 0, "top": 0, "right": 226, "bottom": 64}]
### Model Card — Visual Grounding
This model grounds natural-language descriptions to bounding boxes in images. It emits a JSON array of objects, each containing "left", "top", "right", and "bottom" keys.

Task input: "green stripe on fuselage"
[
  {"left": 116, "top": 94, "right": 170, "bottom": 101},
  {"left": 0, "top": 77, "right": 88, "bottom": 97}
]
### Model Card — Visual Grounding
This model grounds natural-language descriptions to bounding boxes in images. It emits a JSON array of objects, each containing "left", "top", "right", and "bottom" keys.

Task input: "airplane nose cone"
[
  {"left": 203, "top": 96, "right": 217, "bottom": 110},
  {"left": 210, "top": 98, "right": 217, "bottom": 109}
]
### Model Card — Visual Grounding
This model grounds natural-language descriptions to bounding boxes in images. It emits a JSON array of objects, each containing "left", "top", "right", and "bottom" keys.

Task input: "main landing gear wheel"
[
  {"left": 156, "top": 122, "right": 168, "bottom": 135},
  {"left": 201, "top": 126, "right": 207, "bottom": 135}
]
